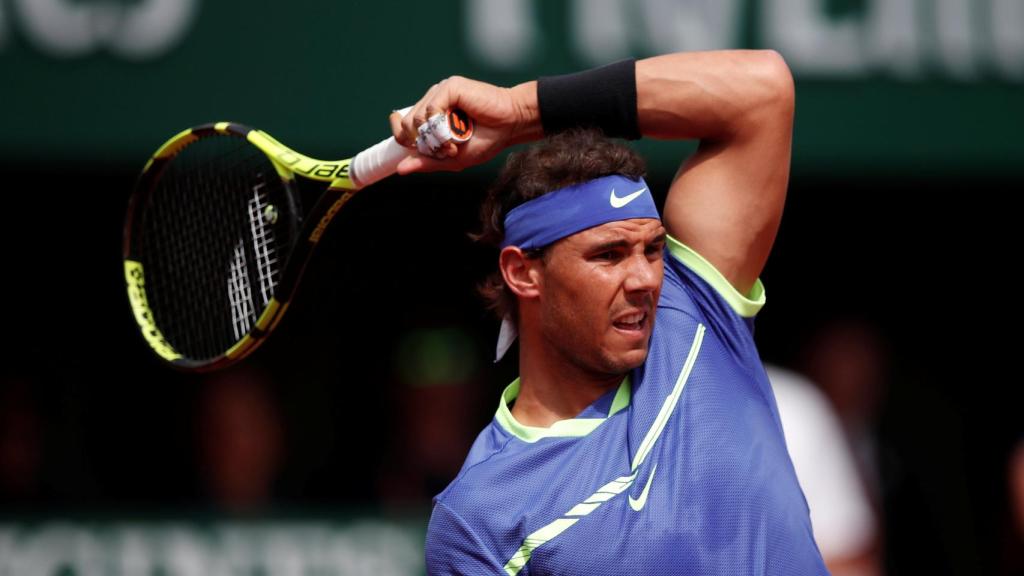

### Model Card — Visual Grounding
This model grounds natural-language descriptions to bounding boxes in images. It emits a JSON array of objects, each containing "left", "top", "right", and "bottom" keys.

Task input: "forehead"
[{"left": 562, "top": 218, "right": 665, "bottom": 246}]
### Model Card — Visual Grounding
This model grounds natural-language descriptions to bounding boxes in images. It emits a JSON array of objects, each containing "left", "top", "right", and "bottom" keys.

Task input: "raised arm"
[
  {"left": 392, "top": 50, "right": 794, "bottom": 294},
  {"left": 637, "top": 50, "right": 794, "bottom": 295}
]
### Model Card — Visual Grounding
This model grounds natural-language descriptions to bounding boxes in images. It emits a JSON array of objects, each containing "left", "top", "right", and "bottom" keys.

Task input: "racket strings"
[
  {"left": 228, "top": 238, "right": 256, "bottom": 340},
  {"left": 139, "top": 135, "right": 293, "bottom": 361},
  {"left": 227, "top": 182, "right": 281, "bottom": 341},
  {"left": 246, "top": 183, "right": 281, "bottom": 312}
]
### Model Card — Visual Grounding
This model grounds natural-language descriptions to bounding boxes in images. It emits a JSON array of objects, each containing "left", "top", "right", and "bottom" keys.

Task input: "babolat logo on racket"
[
  {"left": 273, "top": 149, "right": 350, "bottom": 179},
  {"left": 447, "top": 109, "right": 474, "bottom": 142},
  {"left": 124, "top": 261, "right": 182, "bottom": 361},
  {"left": 309, "top": 193, "right": 354, "bottom": 243},
  {"left": 126, "top": 112, "right": 474, "bottom": 371}
]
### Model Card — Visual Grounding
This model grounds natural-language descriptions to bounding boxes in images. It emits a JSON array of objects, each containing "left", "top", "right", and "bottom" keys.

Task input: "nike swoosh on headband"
[{"left": 609, "top": 187, "right": 647, "bottom": 208}]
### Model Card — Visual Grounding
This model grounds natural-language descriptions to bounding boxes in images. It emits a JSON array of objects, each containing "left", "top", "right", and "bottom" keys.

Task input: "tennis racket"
[{"left": 124, "top": 110, "right": 473, "bottom": 372}]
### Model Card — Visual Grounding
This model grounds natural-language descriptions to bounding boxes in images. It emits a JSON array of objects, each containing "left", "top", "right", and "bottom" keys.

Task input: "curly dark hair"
[{"left": 474, "top": 128, "right": 647, "bottom": 322}]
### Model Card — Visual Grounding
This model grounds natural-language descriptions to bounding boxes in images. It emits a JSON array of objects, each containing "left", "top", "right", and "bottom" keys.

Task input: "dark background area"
[
  {"left": 2, "top": 1, "right": 1023, "bottom": 572},
  {"left": 0, "top": 158, "right": 1019, "bottom": 573}
]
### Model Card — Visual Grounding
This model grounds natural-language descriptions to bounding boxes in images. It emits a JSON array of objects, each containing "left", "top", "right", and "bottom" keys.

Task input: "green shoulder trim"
[
  {"left": 495, "top": 377, "right": 631, "bottom": 443},
  {"left": 501, "top": 323, "right": 706, "bottom": 575},
  {"left": 666, "top": 235, "right": 765, "bottom": 318}
]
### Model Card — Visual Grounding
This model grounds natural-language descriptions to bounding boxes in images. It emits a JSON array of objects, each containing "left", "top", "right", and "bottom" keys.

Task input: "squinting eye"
[{"left": 591, "top": 249, "right": 625, "bottom": 262}]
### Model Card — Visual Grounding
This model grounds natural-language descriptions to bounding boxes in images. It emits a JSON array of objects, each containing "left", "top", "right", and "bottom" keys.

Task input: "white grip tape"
[
  {"left": 417, "top": 112, "right": 469, "bottom": 158},
  {"left": 350, "top": 136, "right": 409, "bottom": 189},
  {"left": 350, "top": 106, "right": 473, "bottom": 187},
  {"left": 349, "top": 106, "right": 413, "bottom": 189}
]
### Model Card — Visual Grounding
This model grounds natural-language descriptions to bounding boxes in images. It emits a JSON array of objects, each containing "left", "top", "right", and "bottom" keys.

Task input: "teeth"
[{"left": 620, "top": 313, "right": 643, "bottom": 324}]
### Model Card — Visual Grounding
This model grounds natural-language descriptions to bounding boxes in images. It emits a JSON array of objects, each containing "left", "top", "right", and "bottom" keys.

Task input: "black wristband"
[{"left": 537, "top": 58, "right": 640, "bottom": 140}]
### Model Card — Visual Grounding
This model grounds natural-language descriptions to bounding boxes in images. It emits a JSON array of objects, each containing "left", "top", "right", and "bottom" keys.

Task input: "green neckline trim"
[
  {"left": 495, "top": 377, "right": 632, "bottom": 443},
  {"left": 666, "top": 236, "right": 765, "bottom": 318}
]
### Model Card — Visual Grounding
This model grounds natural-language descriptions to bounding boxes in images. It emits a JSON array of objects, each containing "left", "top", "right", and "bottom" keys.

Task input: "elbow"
[{"left": 750, "top": 50, "right": 795, "bottom": 120}]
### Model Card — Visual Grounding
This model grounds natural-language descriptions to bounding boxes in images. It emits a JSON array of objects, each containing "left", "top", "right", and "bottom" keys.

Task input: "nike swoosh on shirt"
[
  {"left": 628, "top": 463, "right": 658, "bottom": 511},
  {"left": 609, "top": 187, "right": 647, "bottom": 208},
  {"left": 501, "top": 325, "right": 706, "bottom": 575}
]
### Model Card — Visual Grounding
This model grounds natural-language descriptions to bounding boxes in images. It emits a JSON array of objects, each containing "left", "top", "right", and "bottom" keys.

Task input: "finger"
[
  {"left": 432, "top": 77, "right": 460, "bottom": 117},
  {"left": 397, "top": 153, "right": 462, "bottom": 175},
  {"left": 399, "top": 110, "right": 420, "bottom": 148},
  {"left": 421, "top": 99, "right": 446, "bottom": 132},
  {"left": 397, "top": 155, "right": 433, "bottom": 175},
  {"left": 433, "top": 76, "right": 481, "bottom": 126},
  {"left": 416, "top": 126, "right": 445, "bottom": 158},
  {"left": 417, "top": 111, "right": 457, "bottom": 158},
  {"left": 408, "top": 82, "right": 442, "bottom": 136},
  {"left": 389, "top": 111, "right": 414, "bottom": 147},
  {"left": 402, "top": 99, "right": 427, "bottom": 147},
  {"left": 422, "top": 77, "right": 453, "bottom": 122}
]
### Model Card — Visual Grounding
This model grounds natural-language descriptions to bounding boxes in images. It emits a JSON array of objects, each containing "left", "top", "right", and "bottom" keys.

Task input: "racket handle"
[
  {"left": 350, "top": 105, "right": 413, "bottom": 189},
  {"left": 350, "top": 106, "right": 474, "bottom": 189},
  {"left": 350, "top": 136, "right": 409, "bottom": 189}
]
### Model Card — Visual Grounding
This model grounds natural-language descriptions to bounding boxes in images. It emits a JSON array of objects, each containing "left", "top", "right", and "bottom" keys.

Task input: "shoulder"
[
  {"left": 435, "top": 420, "right": 513, "bottom": 503},
  {"left": 654, "top": 236, "right": 767, "bottom": 363},
  {"left": 662, "top": 235, "right": 765, "bottom": 321},
  {"left": 426, "top": 500, "right": 507, "bottom": 575},
  {"left": 426, "top": 423, "right": 521, "bottom": 574}
]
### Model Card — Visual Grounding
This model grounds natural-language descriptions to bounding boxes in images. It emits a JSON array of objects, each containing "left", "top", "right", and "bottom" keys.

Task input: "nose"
[{"left": 623, "top": 253, "right": 661, "bottom": 295}]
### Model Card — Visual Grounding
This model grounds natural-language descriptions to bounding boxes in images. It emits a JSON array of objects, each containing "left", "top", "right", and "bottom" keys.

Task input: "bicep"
[
  {"left": 641, "top": 51, "right": 795, "bottom": 296},
  {"left": 662, "top": 128, "right": 791, "bottom": 296}
]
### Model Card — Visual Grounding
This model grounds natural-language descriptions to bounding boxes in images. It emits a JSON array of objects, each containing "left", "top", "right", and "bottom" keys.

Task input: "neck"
[{"left": 510, "top": 329, "right": 623, "bottom": 428}]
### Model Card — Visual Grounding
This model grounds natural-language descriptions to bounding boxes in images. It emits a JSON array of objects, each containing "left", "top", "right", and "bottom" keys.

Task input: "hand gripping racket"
[{"left": 124, "top": 110, "right": 473, "bottom": 371}]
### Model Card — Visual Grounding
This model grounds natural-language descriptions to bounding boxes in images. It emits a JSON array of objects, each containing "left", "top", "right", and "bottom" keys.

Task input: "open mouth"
[{"left": 613, "top": 311, "right": 647, "bottom": 332}]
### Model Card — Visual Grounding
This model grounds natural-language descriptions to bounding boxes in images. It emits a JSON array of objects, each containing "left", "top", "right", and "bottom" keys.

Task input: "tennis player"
[{"left": 391, "top": 50, "right": 827, "bottom": 575}]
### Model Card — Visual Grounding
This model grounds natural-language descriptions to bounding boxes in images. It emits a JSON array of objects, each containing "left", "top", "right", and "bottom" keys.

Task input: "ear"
[{"left": 499, "top": 247, "right": 542, "bottom": 299}]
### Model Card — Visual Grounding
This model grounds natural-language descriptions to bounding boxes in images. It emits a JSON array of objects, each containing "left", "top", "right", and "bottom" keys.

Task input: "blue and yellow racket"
[{"left": 123, "top": 111, "right": 473, "bottom": 371}]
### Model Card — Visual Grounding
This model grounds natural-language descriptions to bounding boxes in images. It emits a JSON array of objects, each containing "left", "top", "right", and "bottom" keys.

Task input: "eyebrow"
[
  {"left": 589, "top": 233, "right": 667, "bottom": 253},
  {"left": 590, "top": 239, "right": 631, "bottom": 253}
]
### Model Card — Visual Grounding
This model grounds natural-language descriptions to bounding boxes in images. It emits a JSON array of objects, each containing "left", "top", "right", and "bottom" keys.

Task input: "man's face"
[{"left": 536, "top": 218, "right": 665, "bottom": 378}]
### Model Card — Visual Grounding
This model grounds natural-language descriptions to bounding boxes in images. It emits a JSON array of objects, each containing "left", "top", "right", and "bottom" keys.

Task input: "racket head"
[{"left": 124, "top": 122, "right": 302, "bottom": 371}]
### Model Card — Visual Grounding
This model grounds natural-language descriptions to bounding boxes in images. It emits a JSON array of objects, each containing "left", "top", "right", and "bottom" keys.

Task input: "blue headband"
[{"left": 501, "top": 174, "right": 660, "bottom": 250}]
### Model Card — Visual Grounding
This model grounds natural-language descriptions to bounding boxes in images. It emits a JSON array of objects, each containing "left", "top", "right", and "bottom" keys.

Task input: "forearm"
[
  {"left": 636, "top": 50, "right": 794, "bottom": 143},
  {"left": 506, "top": 50, "right": 793, "bottom": 143}
]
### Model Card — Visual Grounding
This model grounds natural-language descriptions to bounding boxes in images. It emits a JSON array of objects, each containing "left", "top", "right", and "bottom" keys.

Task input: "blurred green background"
[{"left": 1, "top": 1, "right": 1021, "bottom": 574}]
